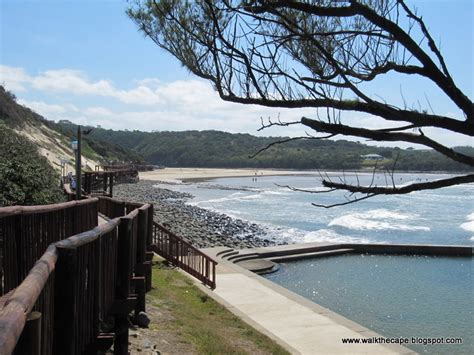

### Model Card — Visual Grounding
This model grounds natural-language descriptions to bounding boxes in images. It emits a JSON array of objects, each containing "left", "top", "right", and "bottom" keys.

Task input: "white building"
[{"left": 360, "top": 154, "right": 384, "bottom": 161}]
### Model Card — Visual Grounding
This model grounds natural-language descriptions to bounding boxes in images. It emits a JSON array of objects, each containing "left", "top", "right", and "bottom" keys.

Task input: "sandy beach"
[{"left": 139, "top": 167, "right": 315, "bottom": 183}]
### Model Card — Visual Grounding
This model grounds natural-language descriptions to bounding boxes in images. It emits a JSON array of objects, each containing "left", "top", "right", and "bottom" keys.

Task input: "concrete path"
[{"left": 196, "top": 247, "right": 415, "bottom": 355}]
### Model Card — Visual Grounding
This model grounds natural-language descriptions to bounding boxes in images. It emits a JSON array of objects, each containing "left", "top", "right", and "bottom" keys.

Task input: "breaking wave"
[
  {"left": 460, "top": 212, "right": 474, "bottom": 242},
  {"left": 302, "top": 229, "right": 375, "bottom": 244},
  {"left": 264, "top": 226, "right": 378, "bottom": 245},
  {"left": 328, "top": 209, "right": 430, "bottom": 232}
]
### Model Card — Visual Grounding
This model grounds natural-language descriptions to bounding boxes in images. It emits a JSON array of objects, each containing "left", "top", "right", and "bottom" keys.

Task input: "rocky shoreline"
[{"left": 114, "top": 180, "right": 284, "bottom": 249}]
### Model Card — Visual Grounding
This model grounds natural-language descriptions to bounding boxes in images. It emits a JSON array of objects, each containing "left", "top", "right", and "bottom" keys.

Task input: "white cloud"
[
  {"left": 0, "top": 65, "right": 32, "bottom": 92},
  {"left": 84, "top": 106, "right": 113, "bottom": 117},
  {"left": 2, "top": 64, "right": 471, "bottom": 147},
  {"left": 30, "top": 68, "right": 165, "bottom": 105},
  {"left": 32, "top": 69, "right": 116, "bottom": 96},
  {"left": 17, "top": 99, "right": 78, "bottom": 119},
  {"left": 135, "top": 78, "right": 161, "bottom": 88}
]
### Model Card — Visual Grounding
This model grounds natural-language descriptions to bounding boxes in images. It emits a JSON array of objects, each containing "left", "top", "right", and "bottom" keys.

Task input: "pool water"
[{"left": 264, "top": 254, "right": 473, "bottom": 354}]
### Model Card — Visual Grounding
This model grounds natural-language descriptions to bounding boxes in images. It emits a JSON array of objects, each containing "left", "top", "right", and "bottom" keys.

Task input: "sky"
[{"left": 0, "top": 0, "right": 472, "bottom": 147}]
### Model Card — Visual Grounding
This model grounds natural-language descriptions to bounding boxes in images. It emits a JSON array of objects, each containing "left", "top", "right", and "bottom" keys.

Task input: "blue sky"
[{"left": 0, "top": 0, "right": 472, "bottom": 146}]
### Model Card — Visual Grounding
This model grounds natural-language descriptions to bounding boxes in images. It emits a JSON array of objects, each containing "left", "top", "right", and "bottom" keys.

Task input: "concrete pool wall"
[{"left": 217, "top": 242, "right": 473, "bottom": 273}]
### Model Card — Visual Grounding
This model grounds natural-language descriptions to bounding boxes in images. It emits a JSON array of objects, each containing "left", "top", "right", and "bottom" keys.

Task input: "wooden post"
[
  {"left": 76, "top": 125, "right": 82, "bottom": 200},
  {"left": 212, "top": 262, "right": 216, "bottom": 290},
  {"left": 137, "top": 209, "right": 147, "bottom": 267},
  {"left": 135, "top": 209, "right": 148, "bottom": 314},
  {"left": 102, "top": 172, "right": 107, "bottom": 194},
  {"left": 109, "top": 173, "right": 114, "bottom": 197},
  {"left": 133, "top": 277, "right": 146, "bottom": 317},
  {"left": 53, "top": 246, "right": 77, "bottom": 355},
  {"left": 84, "top": 173, "right": 90, "bottom": 195},
  {"left": 147, "top": 205, "right": 154, "bottom": 247},
  {"left": 117, "top": 218, "right": 132, "bottom": 299},
  {"left": 145, "top": 205, "right": 154, "bottom": 292},
  {"left": 114, "top": 217, "right": 132, "bottom": 355},
  {"left": 14, "top": 311, "right": 42, "bottom": 355}
]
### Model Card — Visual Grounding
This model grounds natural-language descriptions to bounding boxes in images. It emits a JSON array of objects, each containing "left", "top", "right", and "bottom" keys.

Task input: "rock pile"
[{"left": 114, "top": 180, "right": 282, "bottom": 249}]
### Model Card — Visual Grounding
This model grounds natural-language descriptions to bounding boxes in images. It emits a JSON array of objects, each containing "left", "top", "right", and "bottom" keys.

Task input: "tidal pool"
[{"left": 264, "top": 254, "right": 473, "bottom": 354}]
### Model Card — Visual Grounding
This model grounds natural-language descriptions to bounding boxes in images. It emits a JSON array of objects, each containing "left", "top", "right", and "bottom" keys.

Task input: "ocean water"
[
  {"left": 155, "top": 172, "right": 473, "bottom": 353},
  {"left": 156, "top": 172, "right": 473, "bottom": 246}
]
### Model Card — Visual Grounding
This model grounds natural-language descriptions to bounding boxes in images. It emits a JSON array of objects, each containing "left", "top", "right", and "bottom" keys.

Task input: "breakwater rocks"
[{"left": 114, "top": 180, "right": 282, "bottom": 249}]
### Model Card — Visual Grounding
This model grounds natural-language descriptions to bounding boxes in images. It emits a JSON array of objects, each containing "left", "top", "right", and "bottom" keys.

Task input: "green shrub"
[{"left": 0, "top": 125, "right": 63, "bottom": 206}]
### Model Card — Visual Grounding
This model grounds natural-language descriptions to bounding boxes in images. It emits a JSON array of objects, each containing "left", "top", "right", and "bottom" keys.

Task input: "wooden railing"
[
  {"left": 83, "top": 171, "right": 115, "bottom": 197},
  {"left": 0, "top": 193, "right": 217, "bottom": 354},
  {"left": 151, "top": 222, "right": 217, "bottom": 289},
  {"left": 0, "top": 198, "right": 98, "bottom": 295},
  {"left": 0, "top": 198, "right": 153, "bottom": 355},
  {"left": 63, "top": 169, "right": 139, "bottom": 200}
]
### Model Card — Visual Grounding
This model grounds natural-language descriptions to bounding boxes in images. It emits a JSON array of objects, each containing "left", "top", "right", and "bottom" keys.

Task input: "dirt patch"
[{"left": 128, "top": 301, "right": 197, "bottom": 355}]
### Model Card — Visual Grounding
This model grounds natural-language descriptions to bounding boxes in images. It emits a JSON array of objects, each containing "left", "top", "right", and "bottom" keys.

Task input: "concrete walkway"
[{"left": 196, "top": 247, "right": 415, "bottom": 355}]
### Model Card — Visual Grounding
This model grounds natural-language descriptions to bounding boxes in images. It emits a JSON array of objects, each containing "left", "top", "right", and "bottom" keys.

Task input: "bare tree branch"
[
  {"left": 127, "top": 0, "right": 474, "bottom": 204},
  {"left": 312, "top": 193, "right": 377, "bottom": 208},
  {"left": 275, "top": 184, "right": 337, "bottom": 194},
  {"left": 249, "top": 133, "right": 336, "bottom": 159},
  {"left": 300, "top": 117, "right": 474, "bottom": 167},
  {"left": 322, "top": 173, "right": 474, "bottom": 195}
]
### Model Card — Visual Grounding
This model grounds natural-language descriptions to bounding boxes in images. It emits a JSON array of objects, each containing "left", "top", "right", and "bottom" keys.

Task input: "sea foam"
[
  {"left": 302, "top": 229, "right": 374, "bottom": 244},
  {"left": 460, "top": 212, "right": 474, "bottom": 242},
  {"left": 328, "top": 209, "right": 430, "bottom": 232}
]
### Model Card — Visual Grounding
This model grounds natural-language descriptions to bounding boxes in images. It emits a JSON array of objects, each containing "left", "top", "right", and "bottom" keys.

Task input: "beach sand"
[{"left": 139, "top": 167, "right": 314, "bottom": 183}]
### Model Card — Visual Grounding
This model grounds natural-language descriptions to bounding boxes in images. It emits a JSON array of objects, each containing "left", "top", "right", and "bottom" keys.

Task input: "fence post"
[
  {"left": 135, "top": 208, "right": 148, "bottom": 314},
  {"left": 145, "top": 205, "right": 154, "bottom": 292},
  {"left": 147, "top": 205, "right": 154, "bottom": 247},
  {"left": 212, "top": 262, "right": 216, "bottom": 289},
  {"left": 109, "top": 173, "right": 114, "bottom": 197},
  {"left": 114, "top": 217, "right": 133, "bottom": 355},
  {"left": 103, "top": 173, "right": 108, "bottom": 195},
  {"left": 53, "top": 246, "right": 77, "bottom": 355}
]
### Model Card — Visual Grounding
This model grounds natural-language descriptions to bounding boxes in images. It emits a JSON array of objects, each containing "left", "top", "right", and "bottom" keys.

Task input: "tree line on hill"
[{"left": 55, "top": 122, "right": 474, "bottom": 172}]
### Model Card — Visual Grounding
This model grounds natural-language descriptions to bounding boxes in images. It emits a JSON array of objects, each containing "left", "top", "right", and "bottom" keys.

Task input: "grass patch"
[{"left": 149, "top": 260, "right": 290, "bottom": 355}]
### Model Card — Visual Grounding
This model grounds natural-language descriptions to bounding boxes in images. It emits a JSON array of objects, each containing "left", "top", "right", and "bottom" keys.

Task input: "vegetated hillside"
[
  {"left": 66, "top": 124, "right": 473, "bottom": 172},
  {"left": 52, "top": 120, "right": 145, "bottom": 165},
  {"left": 0, "top": 86, "right": 144, "bottom": 170},
  {"left": 0, "top": 124, "right": 63, "bottom": 206}
]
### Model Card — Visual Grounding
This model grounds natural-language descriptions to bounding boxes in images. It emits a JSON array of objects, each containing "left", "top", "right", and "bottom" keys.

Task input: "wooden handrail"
[
  {"left": 98, "top": 196, "right": 143, "bottom": 209},
  {"left": 151, "top": 221, "right": 217, "bottom": 289},
  {"left": 0, "top": 245, "right": 57, "bottom": 355},
  {"left": 153, "top": 222, "right": 216, "bottom": 261},
  {"left": 56, "top": 218, "right": 120, "bottom": 248},
  {"left": 0, "top": 198, "right": 98, "bottom": 217}
]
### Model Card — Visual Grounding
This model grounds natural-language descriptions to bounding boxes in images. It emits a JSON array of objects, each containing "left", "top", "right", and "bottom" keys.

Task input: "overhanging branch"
[
  {"left": 301, "top": 117, "right": 474, "bottom": 167},
  {"left": 322, "top": 173, "right": 474, "bottom": 194}
]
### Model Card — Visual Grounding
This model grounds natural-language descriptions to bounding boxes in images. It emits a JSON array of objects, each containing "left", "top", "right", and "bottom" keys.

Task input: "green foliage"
[
  {"left": 86, "top": 128, "right": 474, "bottom": 172},
  {"left": 0, "top": 86, "right": 45, "bottom": 128},
  {"left": 0, "top": 125, "right": 63, "bottom": 206},
  {"left": 53, "top": 121, "right": 145, "bottom": 163}
]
